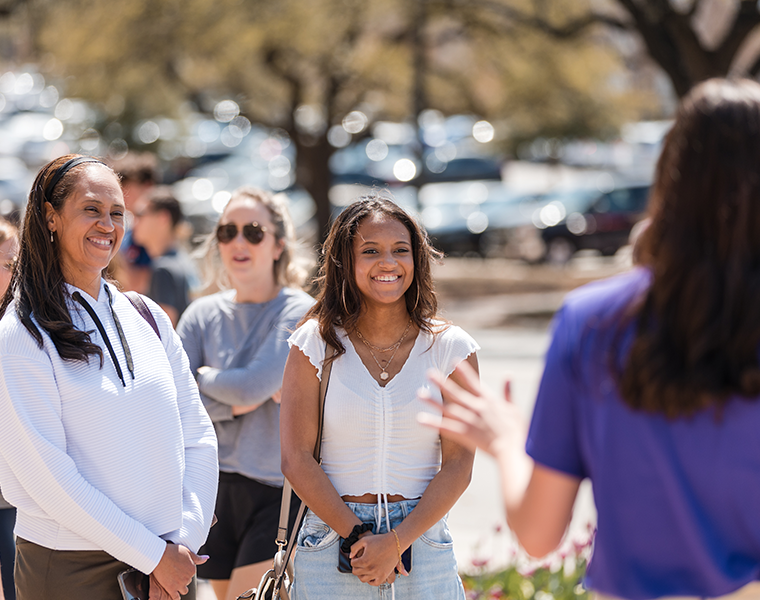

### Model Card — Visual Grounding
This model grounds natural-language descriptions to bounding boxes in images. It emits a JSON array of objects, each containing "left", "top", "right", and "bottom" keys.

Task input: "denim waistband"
[{"left": 341, "top": 498, "right": 421, "bottom": 534}]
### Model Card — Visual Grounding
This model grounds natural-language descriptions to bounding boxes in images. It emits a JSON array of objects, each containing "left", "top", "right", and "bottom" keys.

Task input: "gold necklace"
[
  {"left": 356, "top": 320, "right": 412, "bottom": 381},
  {"left": 356, "top": 320, "right": 412, "bottom": 352}
]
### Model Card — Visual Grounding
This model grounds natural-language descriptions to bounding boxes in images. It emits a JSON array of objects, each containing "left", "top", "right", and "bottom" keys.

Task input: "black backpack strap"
[{"left": 124, "top": 291, "right": 162, "bottom": 340}]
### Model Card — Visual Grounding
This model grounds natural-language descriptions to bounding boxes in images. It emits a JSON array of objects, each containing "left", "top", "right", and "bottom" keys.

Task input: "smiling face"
[
  {"left": 46, "top": 164, "right": 125, "bottom": 296},
  {"left": 352, "top": 213, "right": 414, "bottom": 309},
  {"left": 217, "top": 197, "right": 284, "bottom": 292}
]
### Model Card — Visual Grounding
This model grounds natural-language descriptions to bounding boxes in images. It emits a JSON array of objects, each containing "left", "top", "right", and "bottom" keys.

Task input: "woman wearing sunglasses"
[{"left": 176, "top": 186, "right": 314, "bottom": 600}]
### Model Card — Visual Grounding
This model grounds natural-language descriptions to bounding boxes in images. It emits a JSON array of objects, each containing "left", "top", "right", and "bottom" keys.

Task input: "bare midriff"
[{"left": 342, "top": 493, "right": 418, "bottom": 504}]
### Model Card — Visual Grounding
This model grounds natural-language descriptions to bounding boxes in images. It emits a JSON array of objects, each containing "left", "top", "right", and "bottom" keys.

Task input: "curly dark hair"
[
  {"left": 301, "top": 194, "right": 442, "bottom": 362},
  {"left": 0, "top": 154, "right": 119, "bottom": 364},
  {"left": 621, "top": 78, "right": 760, "bottom": 416}
]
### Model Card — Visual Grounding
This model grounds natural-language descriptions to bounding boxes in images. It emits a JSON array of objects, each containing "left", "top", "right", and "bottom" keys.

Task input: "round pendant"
[{"left": 380, "top": 371, "right": 389, "bottom": 381}]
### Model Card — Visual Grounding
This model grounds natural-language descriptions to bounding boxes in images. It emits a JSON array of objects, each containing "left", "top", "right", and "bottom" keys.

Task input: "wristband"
[{"left": 341, "top": 522, "right": 372, "bottom": 553}]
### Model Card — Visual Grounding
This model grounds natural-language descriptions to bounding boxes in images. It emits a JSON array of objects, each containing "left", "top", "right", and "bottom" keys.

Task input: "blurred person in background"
[
  {"left": 109, "top": 151, "right": 159, "bottom": 293},
  {"left": 132, "top": 186, "right": 198, "bottom": 327},
  {"left": 0, "top": 155, "right": 218, "bottom": 600},
  {"left": 281, "top": 196, "right": 478, "bottom": 600},
  {"left": 0, "top": 218, "right": 17, "bottom": 600},
  {"left": 422, "top": 78, "right": 760, "bottom": 600},
  {"left": 177, "top": 187, "right": 314, "bottom": 600}
]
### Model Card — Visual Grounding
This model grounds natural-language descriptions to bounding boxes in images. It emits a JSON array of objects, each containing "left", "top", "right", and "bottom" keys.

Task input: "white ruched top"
[{"left": 288, "top": 319, "right": 479, "bottom": 499}]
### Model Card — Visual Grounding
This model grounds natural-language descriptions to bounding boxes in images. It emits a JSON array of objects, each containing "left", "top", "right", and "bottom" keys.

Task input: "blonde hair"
[
  {"left": 0, "top": 218, "right": 17, "bottom": 246},
  {"left": 195, "top": 186, "right": 310, "bottom": 293}
]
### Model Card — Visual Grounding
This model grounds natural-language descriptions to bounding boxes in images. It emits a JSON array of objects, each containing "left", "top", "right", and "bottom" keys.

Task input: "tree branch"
[
  {"left": 434, "top": 0, "right": 631, "bottom": 38},
  {"left": 714, "top": 0, "right": 760, "bottom": 71}
]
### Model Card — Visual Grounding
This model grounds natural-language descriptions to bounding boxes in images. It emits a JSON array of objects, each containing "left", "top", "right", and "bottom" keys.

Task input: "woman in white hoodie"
[{"left": 0, "top": 155, "right": 218, "bottom": 600}]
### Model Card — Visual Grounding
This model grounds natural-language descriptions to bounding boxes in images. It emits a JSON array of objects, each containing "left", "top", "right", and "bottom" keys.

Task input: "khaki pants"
[
  {"left": 15, "top": 537, "right": 197, "bottom": 600},
  {"left": 593, "top": 581, "right": 760, "bottom": 600}
]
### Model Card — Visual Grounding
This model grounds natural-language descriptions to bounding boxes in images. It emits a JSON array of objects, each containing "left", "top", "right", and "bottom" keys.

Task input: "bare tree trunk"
[{"left": 294, "top": 134, "right": 335, "bottom": 245}]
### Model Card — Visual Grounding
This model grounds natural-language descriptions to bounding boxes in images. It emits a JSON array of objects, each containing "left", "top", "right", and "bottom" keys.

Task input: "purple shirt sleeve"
[{"left": 525, "top": 305, "right": 588, "bottom": 480}]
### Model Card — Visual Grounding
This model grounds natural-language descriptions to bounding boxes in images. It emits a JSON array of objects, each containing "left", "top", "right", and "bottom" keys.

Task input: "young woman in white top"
[
  {"left": 0, "top": 155, "right": 218, "bottom": 600},
  {"left": 281, "top": 196, "right": 479, "bottom": 599}
]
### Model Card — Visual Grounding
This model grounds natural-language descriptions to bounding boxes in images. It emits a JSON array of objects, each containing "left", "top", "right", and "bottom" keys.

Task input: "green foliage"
[
  {"left": 33, "top": 0, "right": 657, "bottom": 144},
  {"left": 461, "top": 558, "right": 589, "bottom": 600},
  {"left": 459, "top": 516, "right": 595, "bottom": 600}
]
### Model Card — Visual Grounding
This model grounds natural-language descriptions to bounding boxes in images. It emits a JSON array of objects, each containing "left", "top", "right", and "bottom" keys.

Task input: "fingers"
[
  {"left": 417, "top": 412, "right": 480, "bottom": 453},
  {"left": 349, "top": 537, "right": 368, "bottom": 560},
  {"left": 191, "top": 550, "right": 209, "bottom": 565},
  {"left": 395, "top": 559, "right": 409, "bottom": 577},
  {"left": 446, "top": 361, "right": 481, "bottom": 396},
  {"left": 425, "top": 370, "right": 482, "bottom": 412},
  {"left": 149, "top": 575, "right": 177, "bottom": 600},
  {"left": 504, "top": 379, "right": 512, "bottom": 402}
]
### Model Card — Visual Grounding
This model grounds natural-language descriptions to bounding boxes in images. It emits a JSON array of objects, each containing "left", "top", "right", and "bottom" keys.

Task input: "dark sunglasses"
[{"left": 216, "top": 222, "right": 269, "bottom": 245}]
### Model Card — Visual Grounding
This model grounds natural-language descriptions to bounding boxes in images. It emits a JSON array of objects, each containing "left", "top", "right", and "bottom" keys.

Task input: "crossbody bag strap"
[{"left": 273, "top": 343, "right": 336, "bottom": 596}]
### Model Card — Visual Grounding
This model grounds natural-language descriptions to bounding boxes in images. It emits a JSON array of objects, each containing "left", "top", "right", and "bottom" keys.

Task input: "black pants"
[
  {"left": 0, "top": 508, "right": 15, "bottom": 600},
  {"left": 15, "top": 537, "right": 197, "bottom": 600}
]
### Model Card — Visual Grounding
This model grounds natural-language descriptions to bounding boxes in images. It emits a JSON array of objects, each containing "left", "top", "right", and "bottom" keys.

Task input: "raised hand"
[{"left": 418, "top": 361, "right": 527, "bottom": 458}]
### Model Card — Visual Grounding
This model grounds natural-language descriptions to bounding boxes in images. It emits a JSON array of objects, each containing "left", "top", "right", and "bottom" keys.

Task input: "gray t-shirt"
[{"left": 176, "top": 287, "right": 314, "bottom": 486}]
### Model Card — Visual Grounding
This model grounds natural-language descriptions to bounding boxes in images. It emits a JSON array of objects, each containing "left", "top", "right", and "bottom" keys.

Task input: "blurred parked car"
[
  {"left": 421, "top": 179, "right": 651, "bottom": 263},
  {"left": 420, "top": 180, "right": 531, "bottom": 257},
  {"left": 540, "top": 184, "right": 650, "bottom": 263}
]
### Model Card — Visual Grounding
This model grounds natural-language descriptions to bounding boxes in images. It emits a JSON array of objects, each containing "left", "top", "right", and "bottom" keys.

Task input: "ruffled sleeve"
[
  {"left": 288, "top": 319, "right": 327, "bottom": 380},
  {"left": 433, "top": 322, "right": 480, "bottom": 377}
]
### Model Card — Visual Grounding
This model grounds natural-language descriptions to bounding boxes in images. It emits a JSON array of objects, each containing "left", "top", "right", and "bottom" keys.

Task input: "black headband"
[{"left": 43, "top": 156, "right": 107, "bottom": 204}]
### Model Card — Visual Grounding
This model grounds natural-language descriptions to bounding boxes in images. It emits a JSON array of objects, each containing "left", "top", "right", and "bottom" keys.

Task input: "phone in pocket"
[
  {"left": 338, "top": 544, "right": 353, "bottom": 573},
  {"left": 117, "top": 568, "right": 149, "bottom": 600},
  {"left": 397, "top": 546, "right": 412, "bottom": 574}
]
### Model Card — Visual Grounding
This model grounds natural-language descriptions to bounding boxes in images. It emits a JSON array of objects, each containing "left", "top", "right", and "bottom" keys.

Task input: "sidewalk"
[{"left": 434, "top": 253, "right": 631, "bottom": 329}]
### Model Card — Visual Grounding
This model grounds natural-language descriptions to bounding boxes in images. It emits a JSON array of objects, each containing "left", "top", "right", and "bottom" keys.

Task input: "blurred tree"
[
  {"left": 450, "top": 0, "right": 760, "bottom": 98},
  {"left": 30, "top": 0, "right": 652, "bottom": 240}
]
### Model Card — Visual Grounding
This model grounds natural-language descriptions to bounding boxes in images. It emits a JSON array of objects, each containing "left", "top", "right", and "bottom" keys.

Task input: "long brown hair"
[
  {"left": 301, "top": 194, "right": 442, "bottom": 361},
  {"left": 621, "top": 78, "right": 760, "bottom": 416},
  {"left": 0, "top": 154, "right": 117, "bottom": 363}
]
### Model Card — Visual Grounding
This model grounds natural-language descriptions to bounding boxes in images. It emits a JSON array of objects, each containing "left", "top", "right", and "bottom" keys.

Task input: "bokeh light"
[
  {"left": 393, "top": 158, "right": 417, "bottom": 182},
  {"left": 366, "top": 139, "right": 388, "bottom": 162},
  {"left": 342, "top": 111, "right": 368, "bottom": 134},
  {"left": 472, "top": 120, "right": 495, "bottom": 143},
  {"left": 214, "top": 100, "right": 240, "bottom": 123}
]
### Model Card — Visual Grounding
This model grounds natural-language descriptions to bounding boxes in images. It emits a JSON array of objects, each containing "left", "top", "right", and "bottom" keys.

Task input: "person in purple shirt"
[{"left": 421, "top": 78, "right": 760, "bottom": 600}]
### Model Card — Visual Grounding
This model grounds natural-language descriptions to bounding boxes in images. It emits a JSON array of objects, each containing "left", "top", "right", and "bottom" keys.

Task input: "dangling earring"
[{"left": 50, "top": 230, "right": 54, "bottom": 243}]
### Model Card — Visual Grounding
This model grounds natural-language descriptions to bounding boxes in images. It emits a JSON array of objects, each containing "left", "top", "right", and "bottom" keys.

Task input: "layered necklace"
[{"left": 356, "top": 319, "right": 413, "bottom": 381}]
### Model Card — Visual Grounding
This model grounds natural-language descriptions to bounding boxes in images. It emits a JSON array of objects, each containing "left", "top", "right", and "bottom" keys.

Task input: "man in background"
[
  {"left": 109, "top": 152, "right": 159, "bottom": 293},
  {"left": 131, "top": 186, "right": 198, "bottom": 327}
]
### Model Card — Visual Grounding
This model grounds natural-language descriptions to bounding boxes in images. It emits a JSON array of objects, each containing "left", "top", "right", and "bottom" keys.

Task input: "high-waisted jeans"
[{"left": 291, "top": 499, "right": 465, "bottom": 600}]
